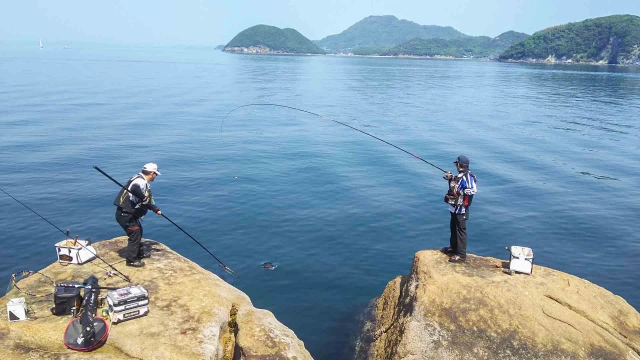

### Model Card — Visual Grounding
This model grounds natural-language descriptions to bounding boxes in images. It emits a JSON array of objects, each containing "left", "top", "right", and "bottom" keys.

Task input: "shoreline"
[
  {"left": 222, "top": 50, "right": 639, "bottom": 66},
  {"left": 223, "top": 50, "right": 324, "bottom": 56},
  {"left": 497, "top": 58, "right": 640, "bottom": 67}
]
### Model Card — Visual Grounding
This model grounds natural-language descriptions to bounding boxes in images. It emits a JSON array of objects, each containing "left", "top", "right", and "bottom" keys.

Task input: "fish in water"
[{"left": 262, "top": 262, "right": 276, "bottom": 270}]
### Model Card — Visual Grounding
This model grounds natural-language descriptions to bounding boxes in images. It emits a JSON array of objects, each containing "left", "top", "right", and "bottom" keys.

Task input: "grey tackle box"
[{"left": 106, "top": 285, "right": 149, "bottom": 324}]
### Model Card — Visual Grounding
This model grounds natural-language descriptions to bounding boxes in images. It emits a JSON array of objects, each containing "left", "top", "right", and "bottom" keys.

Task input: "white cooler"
[
  {"left": 55, "top": 239, "right": 97, "bottom": 265},
  {"left": 506, "top": 246, "right": 534, "bottom": 275}
]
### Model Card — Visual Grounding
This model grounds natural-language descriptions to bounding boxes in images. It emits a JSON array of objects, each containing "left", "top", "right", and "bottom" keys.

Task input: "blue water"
[{"left": 1, "top": 43, "right": 640, "bottom": 359}]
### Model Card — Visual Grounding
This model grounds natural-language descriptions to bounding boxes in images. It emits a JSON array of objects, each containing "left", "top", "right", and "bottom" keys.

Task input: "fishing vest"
[
  {"left": 113, "top": 174, "right": 153, "bottom": 218},
  {"left": 444, "top": 171, "right": 476, "bottom": 210}
]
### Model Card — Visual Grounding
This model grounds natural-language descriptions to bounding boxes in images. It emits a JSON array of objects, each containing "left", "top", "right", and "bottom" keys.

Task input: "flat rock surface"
[
  {"left": 356, "top": 250, "right": 640, "bottom": 360},
  {"left": 0, "top": 237, "right": 312, "bottom": 360}
]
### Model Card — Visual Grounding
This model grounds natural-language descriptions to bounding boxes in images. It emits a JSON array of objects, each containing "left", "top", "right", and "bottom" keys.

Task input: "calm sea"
[{"left": 1, "top": 43, "right": 639, "bottom": 359}]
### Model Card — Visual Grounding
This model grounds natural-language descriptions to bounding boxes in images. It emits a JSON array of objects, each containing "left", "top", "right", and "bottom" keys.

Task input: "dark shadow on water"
[
  {"left": 577, "top": 172, "right": 619, "bottom": 181},
  {"left": 313, "top": 300, "right": 373, "bottom": 360}
]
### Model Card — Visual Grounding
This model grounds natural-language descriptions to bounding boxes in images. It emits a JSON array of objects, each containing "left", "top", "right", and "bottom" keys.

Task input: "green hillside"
[
  {"left": 491, "top": 30, "right": 531, "bottom": 49},
  {"left": 352, "top": 46, "right": 390, "bottom": 56},
  {"left": 315, "top": 15, "right": 467, "bottom": 53},
  {"left": 374, "top": 31, "right": 529, "bottom": 58},
  {"left": 499, "top": 15, "right": 640, "bottom": 64},
  {"left": 225, "top": 25, "right": 324, "bottom": 54}
]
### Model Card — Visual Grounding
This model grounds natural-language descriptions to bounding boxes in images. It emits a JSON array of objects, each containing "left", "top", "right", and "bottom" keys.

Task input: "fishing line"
[
  {"left": 221, "top": 103, "right": 448, "bottom": 173},
  {"left": 0, "top": 187, "right": 131, "bottom": 283},
  {"left": 93, "top": 166, "right": 239, "bottom": 278},
  {"left": 0, "top": 188, "right": 68, "bottom": 235}
]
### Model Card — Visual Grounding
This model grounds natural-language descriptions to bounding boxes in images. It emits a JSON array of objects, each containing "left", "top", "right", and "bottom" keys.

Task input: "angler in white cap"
[{"left": 113, "top": 163, "right": 162, "bottom": 267}]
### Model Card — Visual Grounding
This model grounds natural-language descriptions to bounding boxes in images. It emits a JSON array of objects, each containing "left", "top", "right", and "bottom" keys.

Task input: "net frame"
[{"left": 6, "top": 270, "right": 55, "bottom": 298}]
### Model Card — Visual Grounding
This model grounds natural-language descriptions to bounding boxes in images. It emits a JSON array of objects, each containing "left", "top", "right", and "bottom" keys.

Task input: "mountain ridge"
[{"left": 315, "top": 15, "right": 468, "bottom": 53}]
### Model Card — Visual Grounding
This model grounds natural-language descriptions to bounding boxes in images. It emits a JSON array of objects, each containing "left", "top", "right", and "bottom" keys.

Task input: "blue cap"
[{"left": 454, "top": 155, "right": 469, "bottom": 166}]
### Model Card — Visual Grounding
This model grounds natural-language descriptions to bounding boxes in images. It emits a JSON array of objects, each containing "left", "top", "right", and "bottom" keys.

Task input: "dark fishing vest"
[{"left": 113, "top": 174, "right": 151, "bottom": 218}]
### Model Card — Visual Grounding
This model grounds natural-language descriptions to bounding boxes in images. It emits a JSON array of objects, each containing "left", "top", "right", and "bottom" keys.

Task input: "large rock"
[
  {"left": 355, "top": 250, "right": 640, "bottom": 360},
  {"left": 0, "top": 237, "right": 313, "bottom": 359}
]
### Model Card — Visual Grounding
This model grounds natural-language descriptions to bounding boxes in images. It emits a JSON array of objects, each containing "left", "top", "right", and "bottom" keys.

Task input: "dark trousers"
[
  {"left": 449, "top": 211, "right": 467, "bottom": 258},
  {"left": 115, "top": 209, "right": 143, "bottom": 261}
]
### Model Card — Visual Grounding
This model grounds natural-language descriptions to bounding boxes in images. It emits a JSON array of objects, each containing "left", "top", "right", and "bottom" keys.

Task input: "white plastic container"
[
  {"left": 106, "top": 286, "right": 150, "bottom": 324},
  {"left": 109, "top": 304, "right": 149, "bottom": 324},
  {"left": 55, "top": 239, "right": 97, "bottom": 265},
  {"left": 7, "top": 297, "right": 28, "bottom": 322},
  {"left": 507, "top": 246, "right": 534, "bottom": 275}
]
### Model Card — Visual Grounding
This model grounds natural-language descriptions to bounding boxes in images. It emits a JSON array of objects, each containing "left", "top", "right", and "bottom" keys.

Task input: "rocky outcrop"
[
  {"left": 619, "top": 45, "right": 640, "bottom": 65},
  {"left": 0, "top": 237, "right": 312, "bottom": 359},
  {"left": 355, "top": 250, "right": 640, "bottom": 360},
  {"left": 224, "top": 45, "right": 276, "bottom": 54},
  {"left": 223, "top": 45, "right": 321, "bottom": 55}
]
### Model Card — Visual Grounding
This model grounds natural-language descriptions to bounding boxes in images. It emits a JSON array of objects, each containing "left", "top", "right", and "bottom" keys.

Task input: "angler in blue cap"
[{"left": 441, "top": 155, "right": 477, "bottom": 263}]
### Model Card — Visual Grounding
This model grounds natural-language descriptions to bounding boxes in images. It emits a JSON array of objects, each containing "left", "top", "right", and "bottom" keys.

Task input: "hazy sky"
[{"left": 1, "top": 0, "right": 639, "bottom": 45}]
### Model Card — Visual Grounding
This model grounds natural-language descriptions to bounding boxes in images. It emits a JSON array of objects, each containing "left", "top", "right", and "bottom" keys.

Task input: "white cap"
[{"left": 142, "top": 163, "right": 161, "bottom": 175}]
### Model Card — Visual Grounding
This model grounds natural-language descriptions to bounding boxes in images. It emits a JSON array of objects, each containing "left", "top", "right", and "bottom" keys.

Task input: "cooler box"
[
  {"left": 107, "top": 285, "right": 149, "bottom": 324},
  {"left": 52, "top": 281, "right": 82, "bottom": 316},
  {"left": 507, "top": 246, "right": 534, "bottom": 275},
  {"left": 55, "top": 239, "right": 97, "bottom": 264}
]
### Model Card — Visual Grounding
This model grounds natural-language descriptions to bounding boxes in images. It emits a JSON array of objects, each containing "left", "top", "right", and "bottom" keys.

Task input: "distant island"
[
  {"left": 500, "top": 15, "right": 640, "bottom": 65},
  {"left": 221, "top": 14, "right": 640, "bottom": 65},
  {"left": 223, "top": 25, "right": 324, "bottom": 55},
  {"left": 362, "top": 30, "right": 529, "bottom": 58},
  {"left": 215, "top": 45, "right": 225, "bottom": 50}
]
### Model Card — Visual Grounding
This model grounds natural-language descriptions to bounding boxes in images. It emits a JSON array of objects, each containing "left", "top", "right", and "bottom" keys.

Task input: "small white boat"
[{"left": 39, "top": 39, "right": 43, "bottom": 49}]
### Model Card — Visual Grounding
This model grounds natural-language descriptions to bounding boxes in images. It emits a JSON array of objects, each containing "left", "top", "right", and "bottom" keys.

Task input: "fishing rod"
[
  {"left": 0, "top": 187, "right": 131, "bottom": 283},
  {"left": 221, "top": 103, "right": 448, "bottom": 173},
  {"left": 93, "top": 166, "right": 239, "bottom": 278},
  {"left": 55, "top": 283, "right": 120, "bottom": 290}
]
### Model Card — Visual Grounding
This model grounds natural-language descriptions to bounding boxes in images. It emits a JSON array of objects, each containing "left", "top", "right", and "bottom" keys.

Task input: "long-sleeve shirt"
[{"left": 128, "top": 174, "right": 158, "bottom": 212}]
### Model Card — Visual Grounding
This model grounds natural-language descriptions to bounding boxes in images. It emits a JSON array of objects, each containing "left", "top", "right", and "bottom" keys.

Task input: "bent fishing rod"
[
  {"left": 93, "top": 166, "right": 239, "bottom": 278},
  {"left": 0, "top": 187, "right": 131, "bottom": 283},
  {"left": 221, "top": 103, "right": 448, "bottom": 173}
]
